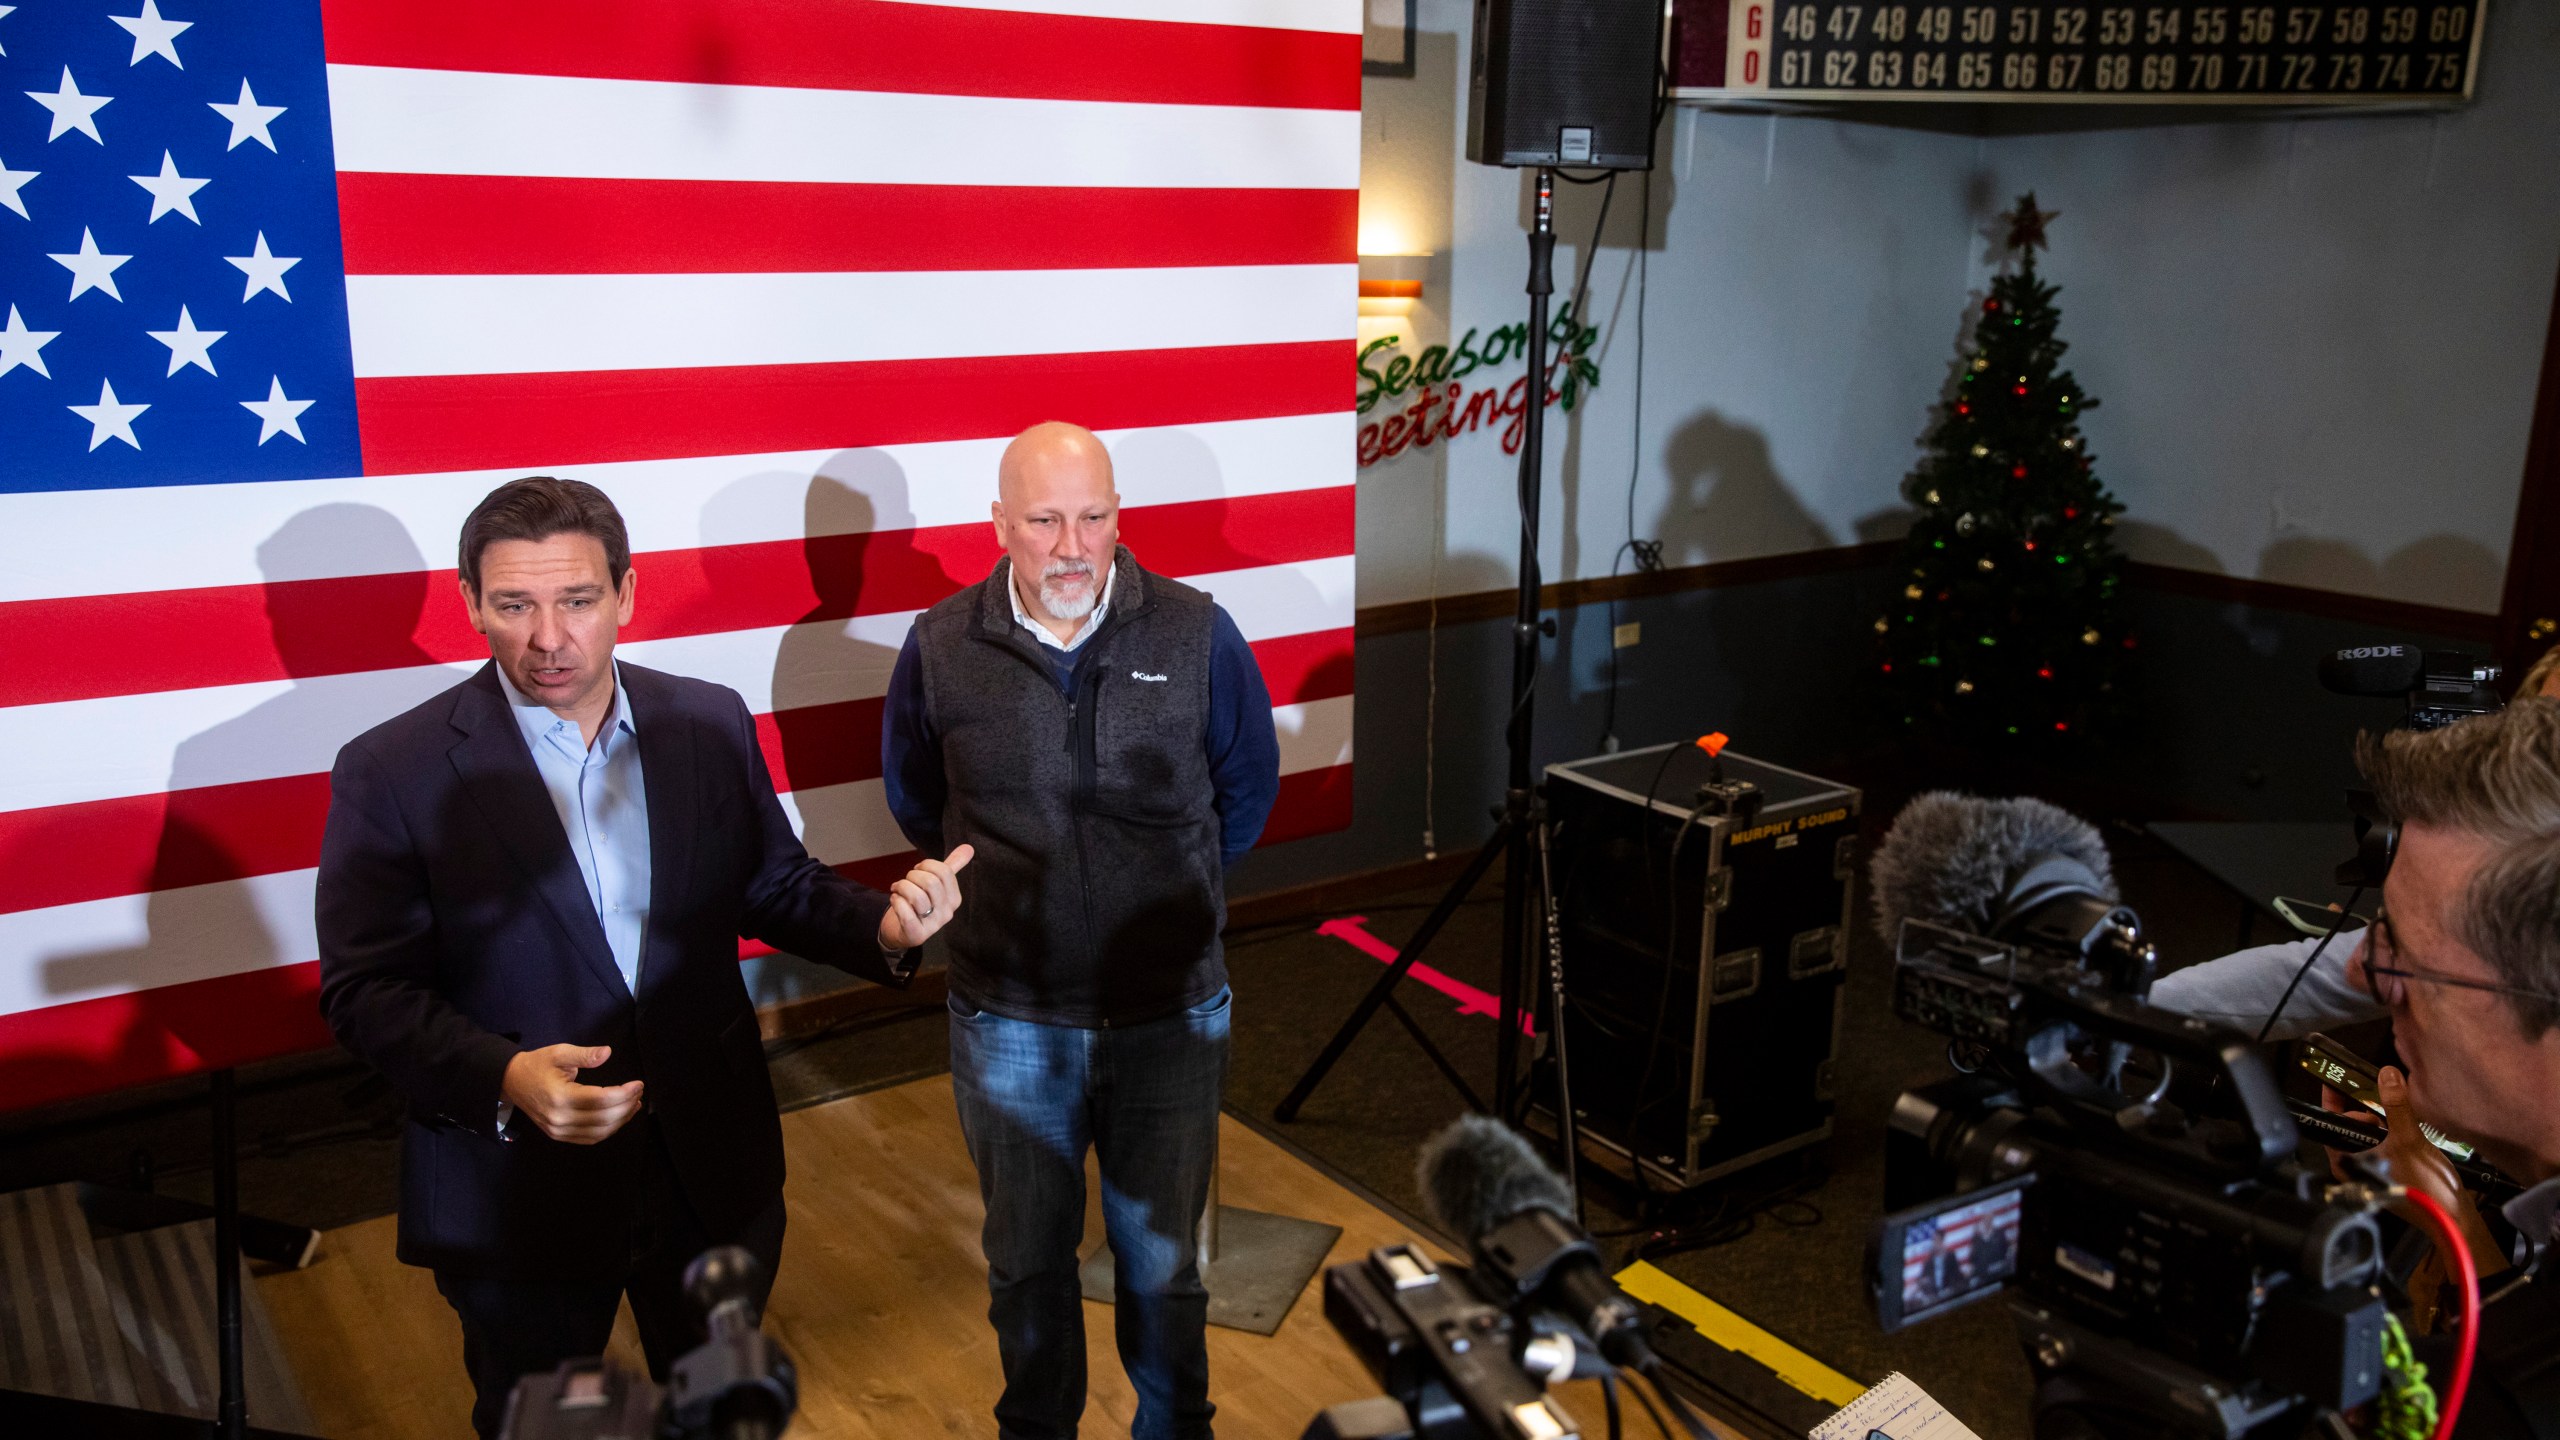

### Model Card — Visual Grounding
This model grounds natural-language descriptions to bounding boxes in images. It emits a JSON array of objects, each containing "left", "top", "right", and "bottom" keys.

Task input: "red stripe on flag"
[
  {"left": 0, "top": 761, "right": 1353, "bottom": 1113},
  {"left": 756, "top": 697, "right": 885, "bottom": 797},
  {"left": 0, "top": 774, "right": 335, "bottom": 920},
  {"left": 1248, "top": 627, "right": 1356, "bottom": 707},
  {"left": 0, "top": 633, "right": 1349, "bottom": 915},
  {"left": 321, "top": 0, "right": 1361, "bottom": 111},
  {"left": 0, "top": 962, "right": 333, "bottom": 1117},
  {"left": 338, "top": 177, "right": 1358, "bottom": 276},
  {"left": 0, "top": 489, "right": 1350, "bottom": 707},
  {"left": 1259, "top": 761, "right": 1352, "bottom": 847},
  {"left": 354, "top": 342, "right": 1350, "bottom": 476}
]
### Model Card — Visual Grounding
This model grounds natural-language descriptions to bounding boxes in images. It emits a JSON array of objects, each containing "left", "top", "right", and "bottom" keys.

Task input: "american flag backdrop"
[{"left": 0, "top": 0, "right": 1360, "bottom": 1112}]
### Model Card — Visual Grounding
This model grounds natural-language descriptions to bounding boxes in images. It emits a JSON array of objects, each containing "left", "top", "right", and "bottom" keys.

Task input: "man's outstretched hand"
[
  {"left": 502, "top": 1044, "right": 644, "bottom": 1144},
  {"left": 880, "top": 844, "right": 975, "bottom": 951}
]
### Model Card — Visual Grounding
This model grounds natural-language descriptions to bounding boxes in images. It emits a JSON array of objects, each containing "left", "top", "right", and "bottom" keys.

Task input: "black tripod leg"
[
  {"left": 1274, "top": 819, "right": 1513, "bottom": 1122},
  {"left": 212, "top": 1068, "right": 246, "bottom": 1440},
  {"left": 1381, "top": 995, "right": 1487, "bottom": 1114},
  {"left": 1533, "top": 817, "right": 1581, "bottom": 1217}
]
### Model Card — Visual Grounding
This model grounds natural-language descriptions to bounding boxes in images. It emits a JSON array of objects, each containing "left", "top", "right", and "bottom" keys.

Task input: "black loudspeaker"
[{"left": 1466, "top": 0, "right": 1665, "bottom": 170}]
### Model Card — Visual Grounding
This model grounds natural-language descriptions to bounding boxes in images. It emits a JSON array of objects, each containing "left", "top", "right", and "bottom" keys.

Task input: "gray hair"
[{"left": 2358, "top": 699, "right": 2560, "bottom": 1033}]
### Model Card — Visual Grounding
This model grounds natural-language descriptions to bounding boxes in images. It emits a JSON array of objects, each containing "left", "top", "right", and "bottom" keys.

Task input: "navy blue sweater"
[{"left": 881, "top": 604, "right": 1280, "bottom": 869}]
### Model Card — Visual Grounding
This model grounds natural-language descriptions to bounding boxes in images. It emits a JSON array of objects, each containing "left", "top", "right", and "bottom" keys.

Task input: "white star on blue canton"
[
  {"left": 0, "top": 7, "right": 16, "bottom": 58},
  {"left": 109, "top": 1, "right": 192, "bottom": 69},
  {"left": 241, "top": 375, "right": 313, "bottom": 444},
  {"left": 0, "top": 155, "right": 31, "bottom": 218},
  {"left": 130, "top": 149, "right": 208, "bottom": 224},
  {"left": 148, "top": 305, "right": 223, "bottom": 376},
  {"left": 49, "top": 227, "right": 131, "bottom": 301},
  {"left": 225, "top": 231, "right": 299, "bottom": 302},
  {"left": 0, "top": 304, "right": 57, "bottom": 378},
  {"left": 26, "top": 68, "right": 112, "bottom": 144},
  {"left": 70, "top": 378, "right": 148, "bottom": 450},
  {"left": 209, "top": 79, "right": 285, "bottom": 152}
]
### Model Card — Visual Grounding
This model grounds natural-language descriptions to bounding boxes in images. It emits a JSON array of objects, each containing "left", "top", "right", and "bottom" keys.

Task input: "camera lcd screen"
[{"left": 1873, "top": 1178, "right": 2028, "bottom": 1332}]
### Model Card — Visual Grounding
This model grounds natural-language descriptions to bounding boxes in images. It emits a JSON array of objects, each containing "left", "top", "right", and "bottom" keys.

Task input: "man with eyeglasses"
[
  {"left": 2150, "top": 656, "right": 2560, "bottom": 1042},
  {"left": 2160, "top": 698, "right": 2560, "bottom": 1433}
]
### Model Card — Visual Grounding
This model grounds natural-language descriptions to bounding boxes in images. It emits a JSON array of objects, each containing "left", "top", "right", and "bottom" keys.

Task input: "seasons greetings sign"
[{"left": 1356, "top": 305, "right": 1601, "bottom": 467}]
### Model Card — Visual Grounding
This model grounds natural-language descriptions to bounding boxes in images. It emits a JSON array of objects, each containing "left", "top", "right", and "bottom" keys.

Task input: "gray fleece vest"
[{"left": 912, "top": 548, "right": 1224, "bottom": 1026}]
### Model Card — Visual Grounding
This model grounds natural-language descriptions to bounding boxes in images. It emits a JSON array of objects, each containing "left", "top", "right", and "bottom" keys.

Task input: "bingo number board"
[{"left": 1673, "top": 1, "right": 2486, "bottom": 104}]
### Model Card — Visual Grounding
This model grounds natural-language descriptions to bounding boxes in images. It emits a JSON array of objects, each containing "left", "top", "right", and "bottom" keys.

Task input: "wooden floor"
[{"left": 260, "top": 1076, "right": 1595, "bottom": 1439}]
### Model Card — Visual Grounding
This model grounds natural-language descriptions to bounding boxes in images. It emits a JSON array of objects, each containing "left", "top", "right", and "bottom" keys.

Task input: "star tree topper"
[{"left": 2003, "top": 192, "right": 2059, "bottom": 254}]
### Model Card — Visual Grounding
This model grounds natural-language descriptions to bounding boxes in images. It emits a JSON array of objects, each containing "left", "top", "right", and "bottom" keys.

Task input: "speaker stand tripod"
[{"left": 1275, "top": 171, "right": 1585, "bottom": 1209}]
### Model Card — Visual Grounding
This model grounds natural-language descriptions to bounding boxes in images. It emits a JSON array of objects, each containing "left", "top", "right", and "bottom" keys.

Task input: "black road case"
[{"left": 1539, "top": 743, "right": 1861, "bottom": 1190}]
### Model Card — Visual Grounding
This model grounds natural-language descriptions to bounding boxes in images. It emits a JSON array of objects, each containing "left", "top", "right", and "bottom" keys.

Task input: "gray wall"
[
  {"left": 1354, "top": 2, "right": 1984, "bottom": 607},
  {"left": 1970, "top": 6, "right": 2560, "bottom": 612},
  {"left": 1355, "top": 0, "right": 2555, "bottom": 613},
  {"left": 1249, "top": 0, "right": 2555, "bottom": 892}
]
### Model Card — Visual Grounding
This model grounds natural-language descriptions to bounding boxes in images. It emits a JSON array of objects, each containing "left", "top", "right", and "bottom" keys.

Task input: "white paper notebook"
[{"left": 1808, "top": 1372, "right": 1983, "bottom": 1440}]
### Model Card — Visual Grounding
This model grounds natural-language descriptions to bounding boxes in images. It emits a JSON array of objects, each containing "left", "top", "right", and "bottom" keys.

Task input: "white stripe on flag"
[
  {"left": 0, "top": 698, "right": 1352, "bottom": 1018},
  {"left": 0, "top": 557, "right": 1353, "bottom": 813},
  {"left": 326, "top": 65, "right": 1364, "bottom": 188},
  {"left": 0, "top": 414, "right": 1351, "bottom": 603},
  {"left": 344, "top": 265, "right": 1355, "bottom": 379}
]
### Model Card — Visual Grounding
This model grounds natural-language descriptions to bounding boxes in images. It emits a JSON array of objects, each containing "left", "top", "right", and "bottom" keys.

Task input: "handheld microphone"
[{"left": 1417, "top": 1115, "right": 1655, "bottom": 1369}]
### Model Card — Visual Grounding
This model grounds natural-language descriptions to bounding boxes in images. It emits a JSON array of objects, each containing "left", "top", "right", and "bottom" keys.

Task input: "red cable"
[{"left": 2400, "top": 1188, "right": 2479, "bottom": 1440}]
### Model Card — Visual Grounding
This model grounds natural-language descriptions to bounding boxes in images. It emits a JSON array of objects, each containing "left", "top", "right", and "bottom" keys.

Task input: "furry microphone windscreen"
[
  {"left": 1416, "top": 1114, "right": 1574, "bottom": 1243},
  {"left": 1869, "top": 791, "right": 2117, "bottom": 944}
]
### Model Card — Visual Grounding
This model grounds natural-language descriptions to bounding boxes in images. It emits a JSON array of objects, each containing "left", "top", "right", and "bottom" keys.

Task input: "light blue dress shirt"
[{"left": 495, "top": 661, "right": 652, "bottom": 997}]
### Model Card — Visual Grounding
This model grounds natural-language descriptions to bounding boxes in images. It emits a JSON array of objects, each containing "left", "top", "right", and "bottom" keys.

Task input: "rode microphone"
[{"left": 2318, "top": 644, "right": 2426, "bottom": 697}]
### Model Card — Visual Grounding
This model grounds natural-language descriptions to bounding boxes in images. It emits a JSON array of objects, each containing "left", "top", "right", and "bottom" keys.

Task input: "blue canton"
[{"left": 0, "top": 0, "right": 358, "bottom": 492}]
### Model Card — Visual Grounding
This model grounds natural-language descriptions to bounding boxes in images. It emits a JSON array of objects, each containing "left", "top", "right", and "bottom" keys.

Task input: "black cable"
[
  {"left": 1623, "top": 745, "right": 1695, "bottom": 1187},
  {"left": 1602, "top": 1371, "right": 1624, "bottom": 1440},
  {"left": 2254, "top": 886, "right": 2367, "bottom": 1045},
  {"left": 1599, "top": 158, "right": 1661, "bottom": 750},
  {"left": 1617, "top": 1168, "right": 1826, "bottom": 1262},
  {"left": 1634, "top": 1363, "right": 1722, "bottom": 1440},
  {"left": 1634, "top": 802, "right": 1710, "bottom": 1121},
  {"left": 1624, "top": 1367, "right": 1684, "bottom": 1439},
  {"left": 1514, "top": 169, "right": 1620, "bottom": 599}
]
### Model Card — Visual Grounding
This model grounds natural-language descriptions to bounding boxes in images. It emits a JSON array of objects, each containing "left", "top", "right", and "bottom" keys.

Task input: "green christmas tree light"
[{"left": 1873, "top": 193, "right": 2130, "bottom": 749}]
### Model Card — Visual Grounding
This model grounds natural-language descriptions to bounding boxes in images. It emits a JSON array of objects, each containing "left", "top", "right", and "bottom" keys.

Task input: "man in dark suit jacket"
[{"left": 317, "top": 476, "right": 971, "bottom": 1437}]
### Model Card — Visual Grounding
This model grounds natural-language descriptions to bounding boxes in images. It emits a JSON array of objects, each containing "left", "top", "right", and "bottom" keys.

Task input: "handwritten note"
[{"left": 1809, "top": 1373, "right": 1982, "bottom": 1440}]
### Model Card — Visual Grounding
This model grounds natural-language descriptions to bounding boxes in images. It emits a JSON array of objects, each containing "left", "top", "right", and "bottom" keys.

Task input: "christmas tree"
[{"left": 1875, "top": 194, "right": 2131, "bottom": 748}]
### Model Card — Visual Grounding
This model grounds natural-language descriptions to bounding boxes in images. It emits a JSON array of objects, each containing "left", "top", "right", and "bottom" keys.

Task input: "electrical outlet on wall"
[{"left": 1613, "top": 621, "right": 1641, "bottom": 649}]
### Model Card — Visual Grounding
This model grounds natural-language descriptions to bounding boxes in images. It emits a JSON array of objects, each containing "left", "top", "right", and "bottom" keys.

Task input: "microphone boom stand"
[{"left": 1278, "top": 173, "right": 1574, "bottom": 1182}]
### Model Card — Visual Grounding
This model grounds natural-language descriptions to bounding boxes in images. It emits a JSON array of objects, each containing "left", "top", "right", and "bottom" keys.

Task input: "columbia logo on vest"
[{"left": 1131, "top": 672, "right": 1169, "bottom": 682}]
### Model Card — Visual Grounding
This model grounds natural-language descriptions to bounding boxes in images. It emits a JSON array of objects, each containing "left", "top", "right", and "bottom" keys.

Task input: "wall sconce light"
[{"left": 1358, "top": 253, "right": 1430, "bottom": 315}]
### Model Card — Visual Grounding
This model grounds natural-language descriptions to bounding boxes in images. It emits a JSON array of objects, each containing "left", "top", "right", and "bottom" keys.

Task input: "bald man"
[{"left": 881, "top": 422, "right": 1278, "bottom": 1440}]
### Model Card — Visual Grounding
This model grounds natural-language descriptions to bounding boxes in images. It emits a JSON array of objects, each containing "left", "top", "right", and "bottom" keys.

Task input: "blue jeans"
[{"left": 949, "top": 987, "right": 1231, "bottom": 1440}]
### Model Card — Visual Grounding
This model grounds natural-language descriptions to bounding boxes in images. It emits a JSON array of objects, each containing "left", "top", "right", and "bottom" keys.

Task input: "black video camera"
[
  {"left": 1308, "top": 1243, "right": 1598, "bottom": 1440},
  {"left": 2320, "top": 642, "right": 2502, "bottom": 731},
  {"left": 1872, "top": 798, "right": 2390, "bottom": 1438},
  {"left": 500, "top": 1247, "right": 796, "bottom": 1440},
  {"left": 1308, "top": 1115, "right": 1712, "bottom": 1440}
]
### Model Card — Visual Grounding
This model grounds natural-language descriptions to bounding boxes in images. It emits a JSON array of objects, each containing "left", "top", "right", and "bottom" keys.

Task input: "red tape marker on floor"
[{"left": 1315, "top": 915, "right": 1536, "bottom": 1036}]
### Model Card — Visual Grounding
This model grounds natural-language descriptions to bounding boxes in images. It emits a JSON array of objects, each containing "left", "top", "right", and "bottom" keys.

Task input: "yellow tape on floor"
[{"left": 1615, "top": 1260, "right": 1867, "bottom": 1409}]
